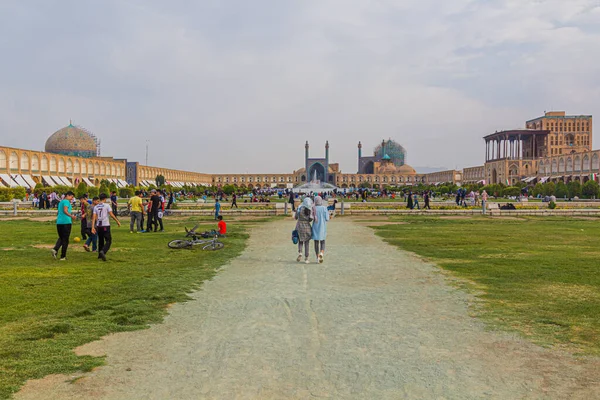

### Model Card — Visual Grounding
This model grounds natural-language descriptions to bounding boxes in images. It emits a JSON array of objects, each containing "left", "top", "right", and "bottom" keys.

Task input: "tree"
[
  {"left": 108, "top": 182, "right": 118, "bottom": 193},
  {"left": 502, "top": 186, "right": 520, "bottom": 197},
  {"left": 100, "top": 179, "right": 111, "bottom": 187},
  {"left": 543, "top": 182, "right": 555, "bottom": 196},
  {"left": 531, "top": 183, "right": 544, "bottom": 197},
  {"left": 87, "top": 186, "right": 99, "bottom": 198},
  {"left": 155, "top": 175, "right": 165, "bottom": 187},
  {"left": 555, "top": 182, "right": 568, "bottom": 198},
  {"left": 222, "top": 184, "right": 235, "bottom": 195},
  {"left": 119, "top": 187, "right": 134, "bottom": 198},
  {"left": 582, "top": 180, "right": 599, "bottom": 198},
  {"left": 76, "top": 181, "right": 88, "bottom": 199},
  {"left": 567, "top": 181, "right": 582, "bottom": 198},
  {"left": 99, "top": 184, "right": 109, "bottom": 196}
]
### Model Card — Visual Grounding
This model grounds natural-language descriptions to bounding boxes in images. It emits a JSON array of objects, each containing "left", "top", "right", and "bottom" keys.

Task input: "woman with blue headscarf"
[
  {"left": 311, "top": 196, "right": 330, "bottom": 263},
  {"left": 294, "top": 196, "right": 314, "bottom": 263}
]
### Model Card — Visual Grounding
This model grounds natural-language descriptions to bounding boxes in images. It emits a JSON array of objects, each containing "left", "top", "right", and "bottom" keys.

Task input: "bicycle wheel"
[
  {"left": 168, "top": 240, "right": 192, "bottom": 249},
  {"left": 202, "top": 241, "right": 224, "bottom": 251}
]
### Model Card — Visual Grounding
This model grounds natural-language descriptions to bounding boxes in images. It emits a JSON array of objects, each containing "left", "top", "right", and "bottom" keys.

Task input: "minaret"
[
  {"left": 381, "top": 139, "right": 386, "bottom": 158},
  {"left": 305, "top": 141, "right": 309, "bottom": 177},
  {"left": 358, "top": 141, "right": 362, "bottom": 173},
  {"left": 325, "top": 141, "right": 330, "bottom": 184}
]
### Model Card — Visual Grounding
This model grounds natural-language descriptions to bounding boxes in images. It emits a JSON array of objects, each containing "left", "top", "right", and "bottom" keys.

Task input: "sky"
[{"left": 1, "top": 0, "right": 599, "bottom": 174}]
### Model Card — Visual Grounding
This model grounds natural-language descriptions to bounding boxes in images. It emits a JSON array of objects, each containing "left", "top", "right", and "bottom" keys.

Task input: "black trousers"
[
  {"left": 97, "top": 226, "right": 112, "bottom": 255},
  {"left": 54, "top": 224, "right": 72, "bottom": 258},
  {"left": 80, "top": 218, "right": 88, "bottom": 240},
  {"left": 147, "top": 209, "right": 158, "bottom": 231}
]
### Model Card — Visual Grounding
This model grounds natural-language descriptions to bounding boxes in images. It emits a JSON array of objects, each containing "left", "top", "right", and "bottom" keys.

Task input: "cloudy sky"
[{"left": 1, "top": 0, "right": 599, "bottom": 174}]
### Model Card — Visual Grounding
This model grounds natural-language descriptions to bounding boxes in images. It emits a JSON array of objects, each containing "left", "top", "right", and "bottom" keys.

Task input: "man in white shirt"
[{"left": 92, "top": 193, "right": 121, "bottom": 261}]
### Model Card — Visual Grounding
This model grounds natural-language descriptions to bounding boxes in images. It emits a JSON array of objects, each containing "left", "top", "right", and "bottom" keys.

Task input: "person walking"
[
  {"left": 128, "top": 190, "right": 144, "bottom": 233},
  {"left": 413, "top": 193, "right": 420, "bottom": 209},
  {"left": 147, "top": 189, "right": 160, "bottom": 232},
  {"left": 213, "top": 199, "right": 221, "bottom": 220},
  {"left": 157, "top": 190, "right": 165, "bottom": 232},
  {"left": 79, "top": 194, "right": 89, "bottom": 240},
  {"left": 231, "top": 193, "right": 238, "bottom": 209},
  {"left": 110, "top": 191, "right": 118, "bottom": 213},
  {"left": 407, "top": 191, "right": 414, "bottom": 209},
  {"left": 288, "top": 191, "right": 296, "bottom": 212},
  {"left": 166, "top": 192, "right": 174, "bottom": 209},
  {"left": 482, "top": 190, "right": 489, "bottom": 215},
  {"left": 91, "top": 193, "right": 121, "bottom": 261},
  {"left": 294, "top": 197, "right": 314, "bottom": 264},
  {"left": 40, "top": 191, "right": 47, "bottom": 209},
  {"left": 51, "top": 191, "right": 76, "bottom": 261},
  {"left": 423, "top": 191, "right": 431, "bottom": 209},
  {"left": 83, "top": 196, "right": 99, "bottom": 252},
  {"left": 312, "top": 196, "right": 330, "bottom": 264}
]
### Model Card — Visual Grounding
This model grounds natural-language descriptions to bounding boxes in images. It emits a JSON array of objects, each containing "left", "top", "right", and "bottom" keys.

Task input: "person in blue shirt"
[
  {"left": 52, "top": 191, "right": 76, "bottom": 261},
  {"left": 213, "top": 199, "right": 221, "bottom": 220},
  {"left": 312, "top": 196, "right": 330, "bottom": 263}
]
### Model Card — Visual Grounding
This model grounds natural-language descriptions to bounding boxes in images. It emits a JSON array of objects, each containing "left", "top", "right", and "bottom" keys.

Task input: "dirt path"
[{"left": 16, "top": 218, "right": 600, "bottom": 399}]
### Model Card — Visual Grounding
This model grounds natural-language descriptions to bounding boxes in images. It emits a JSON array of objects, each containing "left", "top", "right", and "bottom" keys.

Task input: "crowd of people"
[{"left": 50, "top": 188, "right": 185, "bottom": 262}]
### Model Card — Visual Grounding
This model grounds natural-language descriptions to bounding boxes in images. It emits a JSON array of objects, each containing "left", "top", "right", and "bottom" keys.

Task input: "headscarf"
[
  {"left": 298, "top": 197, "right": 315, "bottom": 220},
  {"left": 314, "top": 196, "right": 324, "bottom": 206}
]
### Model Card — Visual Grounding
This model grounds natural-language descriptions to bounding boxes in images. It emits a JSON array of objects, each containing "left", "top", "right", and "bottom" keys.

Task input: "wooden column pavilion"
[{"left": 484, "top": 129, "right": 550, "bottom": 162}]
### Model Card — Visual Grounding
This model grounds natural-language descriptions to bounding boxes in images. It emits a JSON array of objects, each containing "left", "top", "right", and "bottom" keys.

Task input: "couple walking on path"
[{"left": 294, "top": 196, "right": 329, "bottom": 264}]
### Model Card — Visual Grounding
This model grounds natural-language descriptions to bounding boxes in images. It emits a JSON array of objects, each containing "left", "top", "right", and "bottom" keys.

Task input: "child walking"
[
  {"left": 294, "top": 197, "right": 314, "bottom": 264},
  {"left": 312, "top": 196, "right": 330, "bottom": 263}
]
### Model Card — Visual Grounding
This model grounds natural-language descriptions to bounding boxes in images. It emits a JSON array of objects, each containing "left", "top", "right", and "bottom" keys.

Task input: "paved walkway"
[{"left": 17, "top": 218, "right": 600, "bottom": 399}]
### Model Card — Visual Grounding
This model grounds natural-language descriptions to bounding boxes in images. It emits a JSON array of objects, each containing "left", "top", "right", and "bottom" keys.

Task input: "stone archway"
[
  {"left": 364, "top": 161, "right": 374, "bottom": 174},
  {"left": 308, "top": 163, "right": 326, "bottom": 182},
  {"left": 491, "top": 169, "right": 497, "bottom": 184}
]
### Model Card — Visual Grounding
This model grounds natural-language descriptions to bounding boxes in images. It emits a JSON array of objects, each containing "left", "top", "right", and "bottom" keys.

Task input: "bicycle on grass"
[{"left": 168, "top": 224, "right": 224, "bottom": 251}]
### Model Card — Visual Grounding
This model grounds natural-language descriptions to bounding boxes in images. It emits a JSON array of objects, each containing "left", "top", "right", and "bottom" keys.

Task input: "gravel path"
[{"left": 17, "top": 218, "right": 600, "bottom": 399}]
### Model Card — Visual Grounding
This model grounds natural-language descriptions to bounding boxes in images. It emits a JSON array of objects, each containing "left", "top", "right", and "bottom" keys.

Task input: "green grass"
[
  {"left": 0, "top": 217, "right": 254, "bottom": 399},
  {"left": 374, "top": 216, "right": 600, "bottom": 356}
]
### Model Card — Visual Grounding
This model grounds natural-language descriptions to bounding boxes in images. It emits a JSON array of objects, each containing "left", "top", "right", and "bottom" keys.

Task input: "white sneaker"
[
  {"left": 51, "top": 249, "right": 58, "bottom": 259},
  {"left": 297, "top": 253, "right": 302, "bottom": 262},
  {"left": 305, "top": 258, "right": 310, "bottom": 264},
  {"left": 318, "top": 253, "right": 324, "bottom": 263}
]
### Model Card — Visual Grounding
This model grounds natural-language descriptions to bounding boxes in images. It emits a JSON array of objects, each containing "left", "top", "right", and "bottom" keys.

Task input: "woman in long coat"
[
  {"left": 295, "top": 197, "right": 314, "bottom": 264},
  {"left": 312, "top": 196, "right": 330, "bottom": 263}
]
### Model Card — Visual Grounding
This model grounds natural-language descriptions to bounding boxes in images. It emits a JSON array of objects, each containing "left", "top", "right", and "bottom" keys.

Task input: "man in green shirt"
[{"left": 52, "top": 191, "right": 76, "bottom": 261}]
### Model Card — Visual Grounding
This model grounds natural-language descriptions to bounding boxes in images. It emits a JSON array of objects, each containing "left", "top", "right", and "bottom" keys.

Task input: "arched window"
[
  {"left": 20, "top": 153, "right": 29, "bottom": 170},
  {"left": 583, "top": 155, "right": 590, "bottom": 171},
  {"left": 0, "top": 150, "right": 6, "bottom": 169},
  {"left": 31, "top": 155, "right": 39, "bottom": 171},
  {"left": 9, "top": 152, "right": 19, "bottom": 172},
  {"left": 41, "top": 156, "right": 48, "bottom": 172},
  {"left": 592, "top": 154, "right": 599, "bottom": 170},
  {"left": 50, "top": 157, "right": 57, "bottom": 172},
  {"left": 58, "top": 158, "right": 65, "bottom": 173}
]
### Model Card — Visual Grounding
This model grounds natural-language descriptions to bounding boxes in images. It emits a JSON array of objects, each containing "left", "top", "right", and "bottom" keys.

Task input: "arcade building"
[{"left": 0, "top": 122, "right": 423, "bottom": 190}]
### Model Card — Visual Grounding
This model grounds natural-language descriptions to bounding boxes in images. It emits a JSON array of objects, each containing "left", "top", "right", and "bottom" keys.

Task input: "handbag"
[{"left": 291, "top": 229, "right": 299, "bottom": 245}]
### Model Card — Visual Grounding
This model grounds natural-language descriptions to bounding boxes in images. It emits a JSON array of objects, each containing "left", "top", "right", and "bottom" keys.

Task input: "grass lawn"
[
  {"left": 0, "top": 216, "right": 255, "bottom": 399},
  {"left": 374, "top": 216, "right": 600, "bottom": 356}
]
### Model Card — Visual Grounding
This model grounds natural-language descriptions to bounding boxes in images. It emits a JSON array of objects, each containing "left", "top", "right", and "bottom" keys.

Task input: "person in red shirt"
[{"left": 217, "top": 216, "right": 227, "bottom": 235}]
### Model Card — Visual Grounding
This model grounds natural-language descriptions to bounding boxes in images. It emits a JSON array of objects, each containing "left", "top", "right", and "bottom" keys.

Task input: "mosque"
[{"left": 0, "top": 121, "right": 425, "bottom": 189}]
